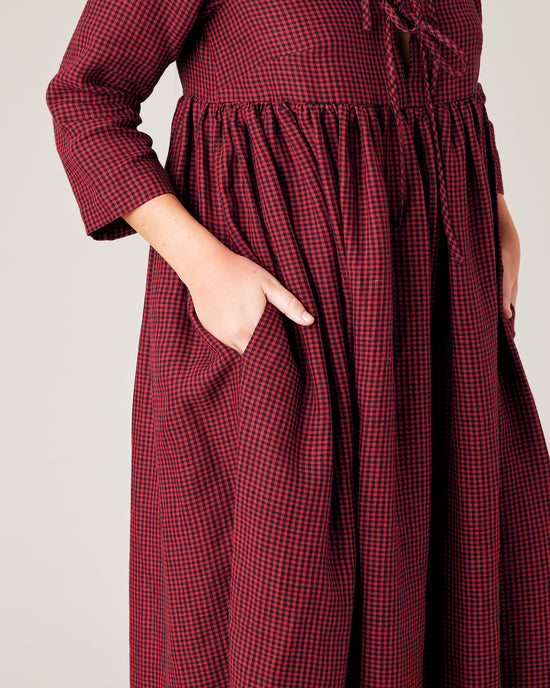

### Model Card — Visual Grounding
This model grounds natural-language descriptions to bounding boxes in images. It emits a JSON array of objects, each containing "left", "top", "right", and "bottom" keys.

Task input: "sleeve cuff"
[
  {"left": 476, "top": 82, "right": 505, "bottom": 196},
  {"left": 71, "top": 153, "right": 177, "bottom": 241},
  {"left": 485, "top": 116, "right": 505, "bottom": 196}
]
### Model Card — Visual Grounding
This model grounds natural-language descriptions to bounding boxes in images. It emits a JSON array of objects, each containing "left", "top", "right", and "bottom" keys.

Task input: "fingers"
[
  {"left": 501, "top": 268, "right": 514, "bottom": 319},
  {"left": 502, "top": 293, "right": 513, "bottom": 319},
  {"left": 502, "top": 280, "right": 519, "bottom": 320},
  {"left": 511, "top": 280, "right": 518, "bottom": 311}
]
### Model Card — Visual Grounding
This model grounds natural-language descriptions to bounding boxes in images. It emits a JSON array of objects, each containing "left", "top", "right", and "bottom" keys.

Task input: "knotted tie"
[{"left": 361, "top": 0, "right": 470, "bottom": 264}]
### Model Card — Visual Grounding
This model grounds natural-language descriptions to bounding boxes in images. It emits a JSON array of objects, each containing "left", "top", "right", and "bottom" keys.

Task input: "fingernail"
[{"left": 302, "top": 312, "right": 314, "bottom": 323}]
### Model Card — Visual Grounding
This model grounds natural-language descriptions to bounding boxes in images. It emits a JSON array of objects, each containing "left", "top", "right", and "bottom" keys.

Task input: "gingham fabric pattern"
[{"left": 45, "top": 0, "right": 550, "bottom": 686}]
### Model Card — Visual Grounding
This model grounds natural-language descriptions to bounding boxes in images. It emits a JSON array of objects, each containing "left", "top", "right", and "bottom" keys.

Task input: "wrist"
[{"left": 174, "top": 229, "right": 229, "bottom": 289}]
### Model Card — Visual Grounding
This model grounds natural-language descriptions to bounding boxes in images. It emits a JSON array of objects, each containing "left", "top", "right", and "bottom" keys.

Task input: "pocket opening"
[{"left": 186, "top": 291, "right": 274, "bottom": 359}]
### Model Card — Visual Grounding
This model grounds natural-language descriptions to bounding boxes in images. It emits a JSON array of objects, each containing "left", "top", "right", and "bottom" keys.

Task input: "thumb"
[{"left": 266, "top": 286, "right": 315, "bottom": 326}]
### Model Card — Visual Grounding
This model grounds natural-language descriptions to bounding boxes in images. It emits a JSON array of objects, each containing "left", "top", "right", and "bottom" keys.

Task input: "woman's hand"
[
  {"left": 184, "top": 241, "right": 315, "bottom": 356},
  {"left": 497, "top": 192, "right": 520, "bottom": 320},
  {"left": 122, "top": 193, "right": 315, "bottom": 356}
]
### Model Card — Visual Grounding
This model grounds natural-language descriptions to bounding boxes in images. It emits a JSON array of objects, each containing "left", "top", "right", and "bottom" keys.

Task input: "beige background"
[{"left": 1, "top": 1, "right": 548, "bottom": 685}]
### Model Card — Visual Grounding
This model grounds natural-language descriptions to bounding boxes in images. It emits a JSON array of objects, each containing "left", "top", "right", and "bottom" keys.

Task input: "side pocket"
[
  {"left": 185, "top": 288, "right": 274, "bottom": 359},
  {"left": 185, "top": 289, "right": 243, "bottom": 360},
  {"left": 240, "top": 301, "right": 274, "bottom": 359}
]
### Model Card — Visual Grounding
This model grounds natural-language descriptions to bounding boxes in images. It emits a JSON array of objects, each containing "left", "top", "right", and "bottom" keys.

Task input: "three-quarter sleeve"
[
  {"left": 473, "top": 1, "right": 505, "bottom": 196},
  {"left": 484, "top": 113, "right": 505, "bottom": 196},
  {"left": 476, "top": 82, "right": 505, "bottom": 197},
  {"left": 45, "top": 0, "right": 208, "bottom": 241}
]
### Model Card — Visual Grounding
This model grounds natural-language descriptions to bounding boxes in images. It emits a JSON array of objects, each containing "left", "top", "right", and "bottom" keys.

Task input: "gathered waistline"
[{"left": 177, "top": 88, "right": 485, "bottom": 112}]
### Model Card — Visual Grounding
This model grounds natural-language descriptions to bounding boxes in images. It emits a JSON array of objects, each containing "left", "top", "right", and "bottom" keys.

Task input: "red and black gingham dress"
[{"left": 46, "top": 0, "right": 550, "bottom": 685}]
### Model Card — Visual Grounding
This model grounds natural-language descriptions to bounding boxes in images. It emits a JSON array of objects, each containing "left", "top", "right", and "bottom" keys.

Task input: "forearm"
[
  {"left": 122, "top": 193, "right": 226, "bottom": 287},
  {"left": 497, "top": 192, "right": 520, "bottom": 245}
]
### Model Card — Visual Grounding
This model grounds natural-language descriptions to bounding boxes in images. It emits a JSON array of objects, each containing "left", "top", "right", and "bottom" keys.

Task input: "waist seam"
[{"left": 176, "top": 88, "right": 484, "bottom": 111}]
